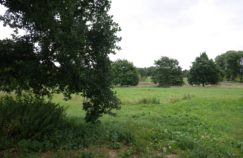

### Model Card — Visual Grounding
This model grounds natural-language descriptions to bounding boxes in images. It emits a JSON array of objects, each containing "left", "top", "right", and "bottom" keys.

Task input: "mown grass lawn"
[
  {"left": 1, "top": 85, "right": 243, "bottom": 158},
  {"left": 49, "top": 86, "right": 243, "bottom": 157}
]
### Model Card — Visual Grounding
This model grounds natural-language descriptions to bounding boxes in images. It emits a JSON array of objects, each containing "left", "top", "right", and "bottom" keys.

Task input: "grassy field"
[
  {"left": 47, "top": 85, "right": 243, "bottom": 158},
  {"left": 1, "top": 84, "right": 243, "bottom": 157}
]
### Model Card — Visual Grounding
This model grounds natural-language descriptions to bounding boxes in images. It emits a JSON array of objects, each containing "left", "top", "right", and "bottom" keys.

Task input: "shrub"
[
  {"left": 112, "top": 59, "right": 139, "bottom": 86},
  {"left": 109, "top": 129, "right": 133, "bottom": 146},
  {"left": 0, "top": 95, "right": 66, "bottom": 140}
]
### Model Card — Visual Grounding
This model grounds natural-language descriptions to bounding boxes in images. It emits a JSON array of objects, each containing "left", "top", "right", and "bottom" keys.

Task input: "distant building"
[{"left": 241, "top": 57, "right": 243, "bottom": 66}]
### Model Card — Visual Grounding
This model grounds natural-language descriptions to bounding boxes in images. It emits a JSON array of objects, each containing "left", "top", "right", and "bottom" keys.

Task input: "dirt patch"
[
  {"left": 108, "top": 150, "right": 118, "bottom": 158},
  {"left": 165, "top": 154, "right": 178, "bottom": 158}
]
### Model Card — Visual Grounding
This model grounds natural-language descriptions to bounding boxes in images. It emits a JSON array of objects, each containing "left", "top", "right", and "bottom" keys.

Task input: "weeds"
[
  {"left": 122, "top": 97, "right": 160, "bottom": 105},
  {"left": 149, "top": 114, "right": 234, "bottom": 157},
  {"left": 168, "top": 94, "right": 194, "bottom": 103},
  {"left": 182, "top": 94, "right": 194, "bottom": 100},
  {"left": 0, "top": 119, "right": 134, "bottom": 155},
  {"left": 0, "top": 95, "right": 65, "bottom": 141},
  {"left": 168, "top": 97, "right": 181, "bottom": 104}
]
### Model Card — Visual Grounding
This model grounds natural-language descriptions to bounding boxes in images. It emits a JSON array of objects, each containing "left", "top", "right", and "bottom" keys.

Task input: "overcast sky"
[
  {"left": 1, "top": 1, "right": 243, "bottom": 69},
  {"left": 109, "top": 0, "right": 243, "bottom": 69}
]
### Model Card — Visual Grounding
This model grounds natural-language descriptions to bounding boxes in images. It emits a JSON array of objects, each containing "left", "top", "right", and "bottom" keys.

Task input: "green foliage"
[
  {"left": 16, "top": 140, "right": 51, "bottom": 153},
  {"left": 0, "top": 114, "right": 134, "bottom": 154},
  {"left": 188, "top": 143, "right": 233, "bottom": 158},
  {"left": 0, "top": 0, "right": 121, "bottom": 122},
  {"left": 149, "top": 114, "right": 234, "bottom": 157},
  {"left": 80, "top": 151, "right": 95, "bottom": 158},
  {"left": 137, "top": 67, "right": 155, "bottom": 81},
  {"left": 112, "top": 59, "right": 139, "bottom": 86},
  {"left": 0, "top": 39, "right": 38, "bottom": 94},
  {"left": 0, "top": 95, "right": 65, "bottom": 141},
  {"left": 108, "top": 125, "right": 133, "bottom": 148},
  {"left": 182, "top": 70, "right": 189, "bottom": 78},
  {"left": 152, "top": 56, "right": 184, "bottom": 87},
  {"left": 215, "top": 50, "right": 243, "bottom": 81},
  {"left": 188, "top": 52, "right": 220, "bottom": 86}
]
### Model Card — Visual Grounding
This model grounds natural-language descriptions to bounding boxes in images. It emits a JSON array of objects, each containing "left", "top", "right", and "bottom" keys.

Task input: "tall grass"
[
  {"left": 121, "top": 97, "right": 160, "bottom": 105},
  {"left": 1, "top": 86, "right": 243, "bottom": 157},
  {"left": 0, "top": 95, "right": 66, "bottom": 140}
]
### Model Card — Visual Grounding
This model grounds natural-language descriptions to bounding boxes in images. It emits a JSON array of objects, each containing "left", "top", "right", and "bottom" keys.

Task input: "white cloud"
[
  {"left": 0, "top": 5, "right": 14, "bottom": 39},
  {"left": 1, "top": 1, "right": 243, "bottom": 69},
  {"left": 109, "top": 0, "right": 243, "bottom": 69}
]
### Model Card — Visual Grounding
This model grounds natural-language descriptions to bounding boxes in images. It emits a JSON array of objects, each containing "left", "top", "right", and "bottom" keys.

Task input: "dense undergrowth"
[{"left": 0, "top": 95, "right": 133, "bottom": 158}]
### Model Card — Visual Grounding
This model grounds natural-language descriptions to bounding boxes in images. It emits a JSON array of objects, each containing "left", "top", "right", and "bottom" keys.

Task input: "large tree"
[
  {"left": 152, "top": 56, "right": 183, "bottom": 87},
  {"left": 111, "top": 60, "right": 139, "bottom": 86},
  {"left": 188, "top": 52, "right": 219, "bottom": 86},
  {"left": 0, "top": 0, "right": 121, "bottom": 122}
]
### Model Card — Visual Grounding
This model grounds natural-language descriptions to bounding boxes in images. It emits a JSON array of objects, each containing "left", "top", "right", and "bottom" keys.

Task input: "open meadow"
[
  {"left": 1, "top": 1, "right": 243, "bottom": 158},
  {"left": 1, "top": 83, "right": 243, "bottom": 158}
]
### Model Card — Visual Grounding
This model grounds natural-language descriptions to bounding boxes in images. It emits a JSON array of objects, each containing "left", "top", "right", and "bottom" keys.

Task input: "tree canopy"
[
  {"left": 188, "top": 52, "right": 220, "bottom": 86},
  {"left": 0, "top": 0, "right": 121, "bottom": 122},
  {"left": 136, "top": 67, "right": 155, "bottom": 81},
  {"left": 215, "top": 51, "right": 243, "bottom": 81},
  {"left": 152, "top": 56, "right": 183, "bottom": 87},
  {"left": 111, "top": 59, "right": 139, "bottom": 86}
]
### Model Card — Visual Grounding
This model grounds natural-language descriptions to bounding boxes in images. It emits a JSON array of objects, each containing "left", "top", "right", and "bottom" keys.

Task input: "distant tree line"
[
  {"left": 136, "top": 67, "right": 154, "bottom": 81},
  {"left": 112, "top": 50, "right": 243, "bottom": 87},
  {"left": 112, "top": 57, "right": 184, "bottom": 87}
]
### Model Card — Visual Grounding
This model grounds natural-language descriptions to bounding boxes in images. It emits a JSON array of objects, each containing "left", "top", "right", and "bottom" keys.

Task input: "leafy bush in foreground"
[{"left": 0, "top": 95, "right": 66, "bottom": 140}]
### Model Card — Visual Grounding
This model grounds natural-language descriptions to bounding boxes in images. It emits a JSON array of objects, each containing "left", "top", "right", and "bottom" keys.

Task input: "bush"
[
  {"left": 106, "top": 126, "right": 134, "bottom": 149},
  {"left": 112, "top": 60, "right": 139, "bottom": 86},
  {"left": 0, "top": 96, "right": 135, "bottom": 152},
  {"left": 0, "top": 95, "right": 66, "bottom": 140}
]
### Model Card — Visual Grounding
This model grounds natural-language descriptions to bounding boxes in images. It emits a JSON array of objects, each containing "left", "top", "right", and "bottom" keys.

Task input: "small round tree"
[
  {"left": 112, "top": 60, "right": 139, "bottom": 86},
  {"left": 188, "top": 52, "right": 220, "bottom": 86},
  {"left": 152, "top": 56, "right": 184, "bottom": 87}
]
